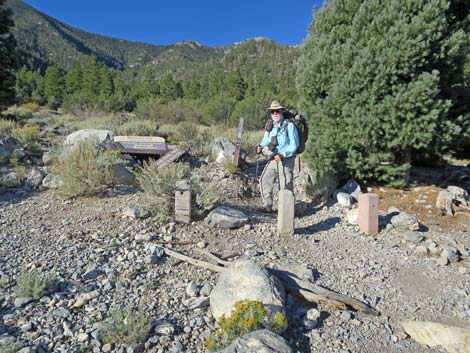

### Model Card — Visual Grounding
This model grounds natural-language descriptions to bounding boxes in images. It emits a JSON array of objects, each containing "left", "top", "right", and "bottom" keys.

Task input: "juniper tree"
[
  {"left": 0, "top": 0, "right": 18, "bottom": 110},
  {"left": 296, "top": 0, "right": 470, "bottom": 186}
]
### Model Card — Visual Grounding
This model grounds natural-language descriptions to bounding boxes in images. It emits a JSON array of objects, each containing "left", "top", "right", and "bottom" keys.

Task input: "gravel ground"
[{"left": 0, "top": 165, "right": 469, "bottom": 353}]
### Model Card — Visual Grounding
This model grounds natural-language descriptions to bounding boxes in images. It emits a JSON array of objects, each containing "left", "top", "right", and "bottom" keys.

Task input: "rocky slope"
[{"left": 0, "top": 158, "right": 469, "bottom": 352}]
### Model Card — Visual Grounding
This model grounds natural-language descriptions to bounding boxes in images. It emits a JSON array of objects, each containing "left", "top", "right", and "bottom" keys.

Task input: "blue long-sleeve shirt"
[{"left": 260, "top": 118, "right": 299, "bottom": 158}]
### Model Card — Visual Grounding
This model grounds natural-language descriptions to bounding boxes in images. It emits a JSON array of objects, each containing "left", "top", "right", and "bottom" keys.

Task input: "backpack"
[{"left": 265, "top": 110, "right": 309, "bottom": 154}]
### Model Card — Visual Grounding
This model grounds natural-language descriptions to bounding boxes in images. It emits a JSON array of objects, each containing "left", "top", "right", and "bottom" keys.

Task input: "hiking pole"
[{"left": 254, "top": 155, "right": 260, "bottom": 184}]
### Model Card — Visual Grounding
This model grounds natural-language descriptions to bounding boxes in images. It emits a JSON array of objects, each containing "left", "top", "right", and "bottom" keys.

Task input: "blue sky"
[{"left": 21, "top": 0, "right": 322, "bottom": 47}]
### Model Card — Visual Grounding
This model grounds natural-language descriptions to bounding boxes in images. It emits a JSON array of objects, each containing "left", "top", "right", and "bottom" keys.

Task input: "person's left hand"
[{"left": 274, "top": 154, "right": 282, "bottom": 161}]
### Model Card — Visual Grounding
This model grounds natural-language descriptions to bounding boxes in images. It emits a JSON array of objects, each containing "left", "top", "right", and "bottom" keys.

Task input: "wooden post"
[
  {"left": 358, "top": 193, "right": 379, "bottom": 235},
  {"left": 278, "top": 189, "right": 295, "bottom": 236},
  {"left": 175, "top": 179, "right": 191, "bottom": 224},
  {"left": 232, "top": 117, "right": 244, "bottom": 168}
]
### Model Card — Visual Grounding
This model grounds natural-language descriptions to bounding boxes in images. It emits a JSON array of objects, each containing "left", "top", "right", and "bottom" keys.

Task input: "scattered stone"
[
  {"left": 346, "top": 208, "right": 359, "bottom": 225},
  {"left": 337, "top": 192, "right": 354, "bottom": 207},
  {"left": 153, "top": 322, "right": 175, "bottom": 336},
  {"left": 217, "top": 329, "right": 292, "bottom": 353},
  {"left": 204, "top": 206, "right": 249, "bottom": 229},
  {"left": 14, "top": 297, "right": 34, "bottom": 307},
  {"left": 390, "top": 212, "right": 420, "bottom": 231},
  {"left": 0, "top": 172, "right": 21, "bottom": 188},
  {"left": 185, "top": 281, "right": 200, "bottom": 297},
  {"left": 415, "top": 245, "right": 429, "bottom": 256},
  {"left": 403, "top": 320, "right": 470, "bottom": 353},
  {"left": 123, "top": 205, "right": 150, "bottom": 219},
  {"left": 403, "top": 231, "right": 424, "bottom": 244},
  {"left": 25, "top": 168, "right": 46, "bottom": 189},
  {"left": 441, "top": 249, "right": 460, "bottom": 263}
]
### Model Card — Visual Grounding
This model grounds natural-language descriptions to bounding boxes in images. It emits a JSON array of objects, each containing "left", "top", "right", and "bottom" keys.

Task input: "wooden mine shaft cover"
[{"left": 113, "top": 136, "right": 167, "bottom": 155}]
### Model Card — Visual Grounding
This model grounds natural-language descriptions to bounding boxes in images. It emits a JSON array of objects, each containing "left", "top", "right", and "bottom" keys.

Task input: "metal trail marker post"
[{"left": 232, "top": 117, "right": 244, "bottom": 169}]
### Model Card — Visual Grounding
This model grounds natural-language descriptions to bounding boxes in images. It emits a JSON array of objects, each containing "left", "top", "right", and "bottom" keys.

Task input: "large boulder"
[
  {"left": 40, "top": 173, "right": 62, "bottom": 190},
  {"left": 60, "top": 129, "right": 114, "bottom": 160},
  {"left": 436, "top": 190, "right": 455, "bottom": 216},
  {"left": 204, "top": 206, "right": 249, "bottom": 229},
  {"left": 26, "top": 167, "right": 46, "bottom": 189},
  {"left": 210, "top": 260, "right": 286, "bottom": 322},
  {"left": 447, "top": 186, "right": 469, "bottom": 206},
  {"left": 0, "top": 137, "right": 20, "bottom": 161},
  {"left": 0, "top": 172, "right": 22, "bottom": 188},
  {"left": 217, "top": 330, "right": 292, "bottom": 353},
  {"left": 212, "top": 137, "right": 236, "bottom": 165},
  {"left": 390, "top": 211, "right": 420, "bottom": 231},
  {"left": 403, "top": 320, "right": 470, "bottom": 353}
]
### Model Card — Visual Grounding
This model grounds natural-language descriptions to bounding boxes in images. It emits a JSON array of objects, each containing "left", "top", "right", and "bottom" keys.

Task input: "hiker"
[{"left": 256, "top": 100, "right": 299, "bottom": 212}]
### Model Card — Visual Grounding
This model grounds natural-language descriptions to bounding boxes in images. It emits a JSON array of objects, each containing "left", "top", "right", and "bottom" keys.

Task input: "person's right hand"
[{"left": 256, "top": 145, "right": 262, "bottom": 154}]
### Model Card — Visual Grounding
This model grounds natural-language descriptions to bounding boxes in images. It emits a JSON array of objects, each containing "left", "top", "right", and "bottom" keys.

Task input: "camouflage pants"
[{"left": 259, "top": 156, "right": 295, "bottom": 208}]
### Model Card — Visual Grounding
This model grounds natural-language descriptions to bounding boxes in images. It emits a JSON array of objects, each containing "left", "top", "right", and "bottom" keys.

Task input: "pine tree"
[
  {"left": 16, "top": 66, "right": 35, "bottom": 103},
  {"left": 99, "top": 66, "right": 114, "bottom": 97},
  {"left": 81, "top": 56, "right": 100, "bottom": 101},
  {"left": 44, "top": 66, "right": 65, "bottom": 109},
  {"left": 296, "top": 0, "right": 470, "bottom": 186},
  {"left": 65, "top": 63, "right": 82, "bottom": 95},
  {"left": 0, "top": 0, "right": 18, "bottom": 110}
]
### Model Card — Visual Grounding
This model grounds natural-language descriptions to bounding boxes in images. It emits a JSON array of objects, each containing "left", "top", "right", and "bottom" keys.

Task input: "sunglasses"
[{"left": 271, "top": 109, "right": 281, "bottom": 114}]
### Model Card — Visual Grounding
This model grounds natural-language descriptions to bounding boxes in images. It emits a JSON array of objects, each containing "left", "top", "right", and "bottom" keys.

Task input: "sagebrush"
[
  {"left": 102, "top": 305, "right": 151, "bottom": 346},
  {"left": 13, "top": 269, "right": 53, "bottom": 299},
  {"left": 136, "top": 161, "right": 190, "bottom": 221},
  {"left": 54, "top": 141, "right": 111, "bottom": 197}
]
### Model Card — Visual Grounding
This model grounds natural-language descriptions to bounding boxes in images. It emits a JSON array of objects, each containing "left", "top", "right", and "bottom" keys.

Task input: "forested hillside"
[{"left": 5, "top": 0, "right": 225, "bottom": 70}]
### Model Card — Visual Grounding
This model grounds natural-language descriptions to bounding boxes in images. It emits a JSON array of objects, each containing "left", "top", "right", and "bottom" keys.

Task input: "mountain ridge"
[{"left": 6, "top": 0, "right": 296, "bottom": 71}]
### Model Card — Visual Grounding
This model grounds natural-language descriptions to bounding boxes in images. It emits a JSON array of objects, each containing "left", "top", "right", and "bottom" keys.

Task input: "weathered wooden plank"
[{"left": 156, "top": 148, "right": 186, "bottom": 169}]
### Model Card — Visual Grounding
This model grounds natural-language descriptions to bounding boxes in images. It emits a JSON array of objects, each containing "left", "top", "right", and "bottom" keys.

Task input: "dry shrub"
[
  {"left": 54, "top": 141, "right": 111, "bottom": 197},
  {"left": 136, "top": 160, "right": 190, "bottom": 221},
  {"left": 21, "top": 102, "right": 40, "bottom": 112}
]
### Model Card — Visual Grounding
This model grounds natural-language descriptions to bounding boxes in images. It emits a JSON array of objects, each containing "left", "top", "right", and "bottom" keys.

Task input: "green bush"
[
  {"left": 116, "top": 119, "right": 158, "bottom": 136},
  {"left": 102, "top": 305, "right": 151, "bottom": 346},
  {"left": 191, "top": 170, "right": 221, "bottom": 215},
  {"left": 11, "top": 124, "right": 41, "bottom": 150},
  {"left": 205, "top": 300, "right": 288, "bottom": 351},
  {"left": 0, "top": 118, "right": 19, "bottom": 135},
  {"left": 13, "top": 269, "right": 53, "bottom": 299},
  {"left": 296, "top": 0, "right": 470, "bottom": 186},
  {"left": 54, "top": 141, "right": 111, "bottom": 197},
  {"left": 174, "top": 123, "right": 212, "bottom": 156},
  {"left": 136, "top": 160, "right": 190, "bottom": 221}
]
